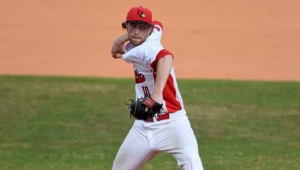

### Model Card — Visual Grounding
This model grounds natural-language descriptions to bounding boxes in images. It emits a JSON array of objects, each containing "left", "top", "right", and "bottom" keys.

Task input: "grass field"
[{"left": 0, "top": 75, "right": 299, "bottom": 170}]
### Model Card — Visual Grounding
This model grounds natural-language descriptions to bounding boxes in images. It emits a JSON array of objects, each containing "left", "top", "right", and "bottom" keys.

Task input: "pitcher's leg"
[
  {"left": 112, "top": 124, "right": 155, "bottom": 170},
  {"left": 163, "top": 119, "right": 204, "bottom": 170},
  {"left": 172, "top": 145, "right": 204, "bottom": 170}
]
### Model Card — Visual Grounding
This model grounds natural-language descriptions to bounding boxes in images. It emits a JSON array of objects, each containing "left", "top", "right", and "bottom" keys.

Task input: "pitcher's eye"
[
  {"left": 129, "top": 23, "right": 136, "bottom": 28},
  {"left": 139, "top": 26, "right": 146, "bottom": 30}
]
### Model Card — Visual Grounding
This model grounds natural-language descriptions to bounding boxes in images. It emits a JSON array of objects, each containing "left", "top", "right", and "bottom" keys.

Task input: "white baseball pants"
[{"left": 112, "top": 114, "right": 204, "bottom": 170}]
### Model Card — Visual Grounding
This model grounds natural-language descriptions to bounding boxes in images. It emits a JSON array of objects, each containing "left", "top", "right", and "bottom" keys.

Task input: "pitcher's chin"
[{"left": 130, "top": 39, "right": 144, "bottom": 46}]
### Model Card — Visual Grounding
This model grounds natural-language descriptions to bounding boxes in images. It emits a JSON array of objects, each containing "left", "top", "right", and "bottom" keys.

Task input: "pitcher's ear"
[{"left": 122, "top": 22, "right": 127, "bottom": 30}]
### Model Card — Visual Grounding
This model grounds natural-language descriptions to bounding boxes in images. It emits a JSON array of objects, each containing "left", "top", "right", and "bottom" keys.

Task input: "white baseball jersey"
[
  {"left": 113, "top": 22, "right": 204, "bottom": 170},
  {"left": 122, "top": 23, "right": 185, "bottom": 114}
]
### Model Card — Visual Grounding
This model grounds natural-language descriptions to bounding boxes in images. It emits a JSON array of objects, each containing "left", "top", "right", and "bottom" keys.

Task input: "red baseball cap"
[{"left": 126, "top": 6, "right": 152, "bottom": 25}]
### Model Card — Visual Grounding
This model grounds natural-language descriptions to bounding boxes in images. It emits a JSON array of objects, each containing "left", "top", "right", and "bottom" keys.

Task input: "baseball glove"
[{"left": 125, "top": 95, "right": 163, "bottom": 120}]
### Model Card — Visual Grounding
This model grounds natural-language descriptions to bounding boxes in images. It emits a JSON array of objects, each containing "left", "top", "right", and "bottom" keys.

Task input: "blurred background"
[{"left": 1, "top": 0, "right": 300, "bottom": 81}]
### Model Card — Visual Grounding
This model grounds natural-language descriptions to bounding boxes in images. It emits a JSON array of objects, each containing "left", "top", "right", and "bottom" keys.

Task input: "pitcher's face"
[{"left": 126, "top": 22, "right": 153, "bottom": 46}]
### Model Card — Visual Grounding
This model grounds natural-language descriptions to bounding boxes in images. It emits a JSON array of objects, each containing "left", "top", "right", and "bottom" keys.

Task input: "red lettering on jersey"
[
  {"left": 134, "top": 69, "right": 145, "bottom": 83},
  {"left": 142, "top": 86, "right": 151, "bottom": 96}
]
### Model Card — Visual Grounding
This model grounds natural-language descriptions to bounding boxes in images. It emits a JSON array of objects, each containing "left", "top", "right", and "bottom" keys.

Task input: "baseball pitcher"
[{"left": 111, "top": 6, "right": 205, "bottom": 170}]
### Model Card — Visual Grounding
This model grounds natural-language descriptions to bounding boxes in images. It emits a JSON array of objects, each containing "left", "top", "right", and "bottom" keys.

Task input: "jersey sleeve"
[
  {"left": 121, "top": 42, "right": 135, "bottom": 63},
  {"left": 153, "top": 21, "right": 163, "bottom": 30},
  {"left": 149, "top": 48, "right": 173, "bottom": 72},
  {"left": 145, "top": 43, "right": 173, "bottom": 72}
]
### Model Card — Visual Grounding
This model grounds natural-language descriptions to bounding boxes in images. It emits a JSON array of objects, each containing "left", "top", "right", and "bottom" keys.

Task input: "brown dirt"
[{"left": 1, "top": 0, "right": 300, "bottom": 81}]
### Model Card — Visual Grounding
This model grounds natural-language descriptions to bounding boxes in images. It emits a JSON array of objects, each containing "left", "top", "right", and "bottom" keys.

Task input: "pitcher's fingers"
[{"left": 112, "top": 53, "right": 123, "bottom": 59}]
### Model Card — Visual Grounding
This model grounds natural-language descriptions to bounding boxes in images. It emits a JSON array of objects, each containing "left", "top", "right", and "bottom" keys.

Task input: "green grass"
[{"left": 0, "top": 75, "right": 299, "bottom": 170}]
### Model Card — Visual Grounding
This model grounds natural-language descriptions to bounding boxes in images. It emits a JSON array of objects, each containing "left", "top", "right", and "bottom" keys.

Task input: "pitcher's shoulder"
[{"left": 153, "top": 21, "right": 163, "bottom": 31}]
